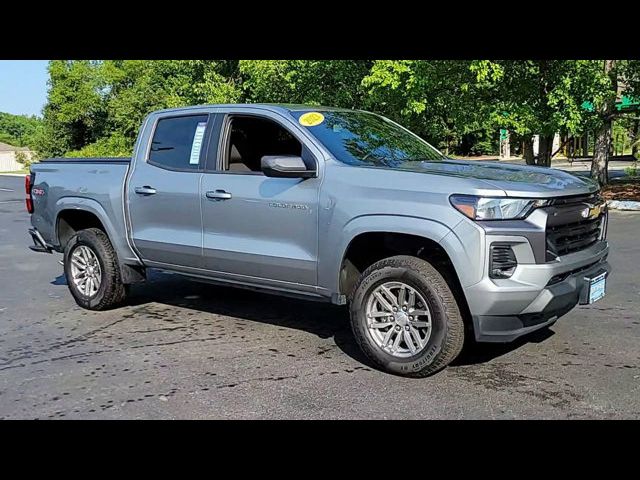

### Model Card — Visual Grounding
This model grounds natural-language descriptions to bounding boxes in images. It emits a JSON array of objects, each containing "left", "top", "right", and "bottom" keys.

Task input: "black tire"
[
  {"left": 63, "top": 227, "right": 127, "bottom": 310},
  {"left": 349, "top": 255, "right": 465, "bottom": 378}
]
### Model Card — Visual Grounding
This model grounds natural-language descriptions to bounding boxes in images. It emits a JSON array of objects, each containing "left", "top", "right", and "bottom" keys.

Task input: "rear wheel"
[
  {"left": 63, "top": 228, "right": 127, "bottom": 310},
  {"left": 349, "top": 255, "right": 465, "bottom": 377}
]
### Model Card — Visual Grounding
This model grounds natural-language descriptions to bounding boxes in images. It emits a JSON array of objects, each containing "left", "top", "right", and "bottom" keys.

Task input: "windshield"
[{"left": 291, "top": 110, "right": 446, "bottom": 168}]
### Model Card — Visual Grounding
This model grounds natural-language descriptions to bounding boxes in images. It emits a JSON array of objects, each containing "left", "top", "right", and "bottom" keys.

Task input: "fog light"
[{"left": 490, "top": 244, "right": 517, "bottom": 279}]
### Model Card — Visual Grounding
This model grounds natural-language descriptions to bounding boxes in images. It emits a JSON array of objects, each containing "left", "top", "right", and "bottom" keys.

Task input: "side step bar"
[{"left": 28, "top": 228, "right": 53, "bottom": 254}]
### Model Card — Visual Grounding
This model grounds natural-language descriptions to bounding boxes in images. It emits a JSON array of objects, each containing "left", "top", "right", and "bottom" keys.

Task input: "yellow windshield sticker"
[{"left": 299, "top": 112, "right": 325, "bottom": 127}]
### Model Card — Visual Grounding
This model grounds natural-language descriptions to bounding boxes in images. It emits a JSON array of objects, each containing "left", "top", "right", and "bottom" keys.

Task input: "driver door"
[{"left": 200, "top": 111, "right": 321, "bottom": 289}]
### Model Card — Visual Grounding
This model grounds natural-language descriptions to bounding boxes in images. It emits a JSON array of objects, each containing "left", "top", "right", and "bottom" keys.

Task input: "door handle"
[
  {"left": 206, "top": 190, "right": 232, "bottom": 201},
  {"left": 134, "top": 186, "right": 157, "bottom": 195}
]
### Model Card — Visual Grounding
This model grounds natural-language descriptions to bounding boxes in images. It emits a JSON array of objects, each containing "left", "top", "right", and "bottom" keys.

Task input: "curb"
[
  {"left": 0, "top": 173, "right": 27, "bottom": 177},
  {"left": 607, "top": 200, "right": 640, "bottom": 211}
]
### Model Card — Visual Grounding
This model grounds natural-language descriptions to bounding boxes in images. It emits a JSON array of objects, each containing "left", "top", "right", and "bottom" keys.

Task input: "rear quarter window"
[{"left": 148, "top": 115, "right": 208, "bottom": 170}]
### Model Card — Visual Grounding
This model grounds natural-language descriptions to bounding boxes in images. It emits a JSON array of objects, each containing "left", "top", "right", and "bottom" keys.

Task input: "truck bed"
[
  {"left": 30, "top": 157, "right": 138, "bottom": 264},
  {"left": 39, "top": 157, "right": 131, "bottom": 164}
]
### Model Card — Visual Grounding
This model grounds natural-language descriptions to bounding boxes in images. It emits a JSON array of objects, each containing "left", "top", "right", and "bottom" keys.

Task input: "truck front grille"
[
  {"left": 545, "top": 192, "right": 606, "bottom": 261},
  {"left": 549, "top": 192, "right": 599, "bottom": 207},
  {"left": 546, "top": 214, "right": 605, "bottom": 260}
]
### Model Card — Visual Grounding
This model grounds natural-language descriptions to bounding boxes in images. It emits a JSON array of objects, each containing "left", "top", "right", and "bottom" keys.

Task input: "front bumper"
[{"left": 465, "top": 239, "right": 610, "bottom": 342}]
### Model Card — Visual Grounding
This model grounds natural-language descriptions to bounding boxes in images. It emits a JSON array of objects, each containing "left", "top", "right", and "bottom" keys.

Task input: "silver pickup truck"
[{"left": 26, "top": 104, "right": 610, "bottom": 376}]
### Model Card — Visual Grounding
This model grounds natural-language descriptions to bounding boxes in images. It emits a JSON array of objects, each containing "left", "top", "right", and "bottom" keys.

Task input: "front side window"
[
  {"left": 291, "top": 110, "right": 445, "bottom": 169},
  {"left": 224, "top": 116, "right": 302, "bottom": 173},
  {"left": 149, "top": 115, "right": 208, "bottom": 170}
]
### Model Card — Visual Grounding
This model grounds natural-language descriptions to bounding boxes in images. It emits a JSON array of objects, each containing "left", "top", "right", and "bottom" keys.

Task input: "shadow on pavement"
[
  {"left": 51, "top": 268, "right": 556, "bottom": 372},
  {"left": 452, "top": 327, "right": 555, "bottom": 366},
  {"left": 50, "top": 273, "right": 67, "bottom": 286},
  {"left": 124, "top": 269, "right": 372, "bottom": 366}
]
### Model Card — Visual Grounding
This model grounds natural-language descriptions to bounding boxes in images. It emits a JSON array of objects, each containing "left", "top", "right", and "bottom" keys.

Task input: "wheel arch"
[
  {"left": 55, "top": 198, "right": 145, "bottom": 284},
  {"left": 331, "top": 215, "right": 474, "bottom": 330},
  {"left": 55, "top": 198, "right": 118, "bottom": 251}
]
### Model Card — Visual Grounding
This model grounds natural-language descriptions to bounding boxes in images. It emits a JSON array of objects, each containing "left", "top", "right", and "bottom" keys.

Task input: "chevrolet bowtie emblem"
[{"left": 581, "top": 203, "right": 603, "bottom": 219}]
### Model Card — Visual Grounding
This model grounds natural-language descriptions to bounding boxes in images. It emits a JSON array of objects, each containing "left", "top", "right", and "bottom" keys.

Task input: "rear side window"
[{"left": 149, "top": 115, "right": 208, "bottom": 170}]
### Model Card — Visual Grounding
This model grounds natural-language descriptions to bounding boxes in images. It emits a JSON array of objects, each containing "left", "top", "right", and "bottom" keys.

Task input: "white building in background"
[
  {"left": 0, "top": 142, "right": 33, "bottom": 171},
  {"left": 553, "top": 133, "right": 560, "bottom": 155},
  {"left": 500, "top": 132, "right": 562, "bottom": 159},
  {"left": 531, "top": 134, "right": 561, "bottom": 156}
]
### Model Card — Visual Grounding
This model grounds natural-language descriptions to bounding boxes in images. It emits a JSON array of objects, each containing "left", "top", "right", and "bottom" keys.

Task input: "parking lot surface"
[{"left": 1, "top": 175, "right": 639, "bottom": 419}]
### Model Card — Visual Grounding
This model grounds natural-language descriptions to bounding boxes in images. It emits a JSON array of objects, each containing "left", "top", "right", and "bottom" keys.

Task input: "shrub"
[
  {"left": 66, "top": 134, "right": 133, "bottom": 158},
  {"left": 14, "top": 149, "right": 35, "bottom": 169}
]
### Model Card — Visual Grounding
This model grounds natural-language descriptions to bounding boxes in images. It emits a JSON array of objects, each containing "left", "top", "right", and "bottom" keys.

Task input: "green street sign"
[
  {"left": 618, "top": 95, "right": 639, "bottom": 111},
  {"left": 581, "top": 96, "right": 638, "bottom": 112},
  {"left": 499, "top": 129, "right": 508, "bottom": 141},
  {"left": 581, "top": 100, "right": 594, "bottom": 112}
]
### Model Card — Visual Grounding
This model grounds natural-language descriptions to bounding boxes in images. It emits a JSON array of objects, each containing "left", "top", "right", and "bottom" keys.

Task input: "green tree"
[
  {"left": 102, "top": 60, "right": 241, "bottom": 146},
  {"left": 578, "top": 60, "right": 640, "bottom": 184},
  {"left": 34, "top": 59, "right": 640, "bottom": 173},
  {"left": 34, "top": 60, "right": 108, "bottom": 157},
  {"left": 0, "top": 112, "right": 42, "bottom": 148},
  {"left": 240, "top": 60, "right": 372, "bottom": 108},
  {"left": 361, "top": 60, "right": 490, "bottom": 154},
  {"left": 35, "top": 60, "right": 243, "bottom": 157},
  {"left": 469, "top": 60, "right": 593, "bottom": 167}
]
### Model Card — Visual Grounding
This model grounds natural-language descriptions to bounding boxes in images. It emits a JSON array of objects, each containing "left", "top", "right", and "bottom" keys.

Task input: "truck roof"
[{"left": 151, "top": 103, "right": 357, "bottom": 115}]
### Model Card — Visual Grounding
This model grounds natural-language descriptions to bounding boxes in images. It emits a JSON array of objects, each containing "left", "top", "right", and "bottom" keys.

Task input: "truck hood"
[{"left": 392, "top": 159, "right": 599, "bottom": 198}]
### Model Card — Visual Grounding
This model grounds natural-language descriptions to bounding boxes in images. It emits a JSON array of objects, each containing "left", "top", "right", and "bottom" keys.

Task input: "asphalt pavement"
[{"left": 1, "top": 174, "right": 639, "bottom": 419}]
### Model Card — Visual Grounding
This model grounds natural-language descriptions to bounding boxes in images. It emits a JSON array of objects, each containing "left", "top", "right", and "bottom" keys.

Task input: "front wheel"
[
  {"left": 63, "top": 228, "right": 127, "bottom": 310},
  {"left": 349, "top": 255, "right": 465, "bottom": 377}
]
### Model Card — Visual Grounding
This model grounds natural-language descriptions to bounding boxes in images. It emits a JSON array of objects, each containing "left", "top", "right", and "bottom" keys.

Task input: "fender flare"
[
  {"left": 53, "top": 197, "right": 144, "bottom": 283},
  {"left": 54, "top": 197, "right": 121, "bottom": 250},
  {"left": 328, "top": 214, "right": 475, "bottom": 293}
]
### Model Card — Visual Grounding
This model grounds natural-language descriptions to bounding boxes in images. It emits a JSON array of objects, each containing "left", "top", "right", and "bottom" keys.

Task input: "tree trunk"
[
  {"left": 582, "top": 133, "right": 589, "bottom": 158},
  {"left": 537, "top": 134, "right": 554, "bottom": 167},
  {"left": 632, "top": 119, "right": 639, "bottom": 160},
  {"left": 523, "top": 136, "right": 535, "bottom": 165},
  {"left": 591, "top": 120, "right": 612, "bottom": 185},
  {"left": 590, "top": 60, "right": 617, "bottom": 186},
  {"left": 561, "top": 134, "right": 569, "bottom": 157}
]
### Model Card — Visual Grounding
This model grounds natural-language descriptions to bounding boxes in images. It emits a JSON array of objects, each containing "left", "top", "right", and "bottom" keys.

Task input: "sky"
[{"left": 0, "top": 60, "right": 49, "bottom": 117}]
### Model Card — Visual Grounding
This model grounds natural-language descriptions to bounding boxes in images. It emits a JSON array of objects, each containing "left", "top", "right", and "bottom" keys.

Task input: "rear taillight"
[{"left": 25, "top": 173, "right": 34, "bottom": 214}]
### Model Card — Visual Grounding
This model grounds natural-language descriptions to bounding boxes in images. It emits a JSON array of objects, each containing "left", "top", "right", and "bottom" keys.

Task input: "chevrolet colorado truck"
[{"left": 26, "top": 104, "right": 610, "bottom": 377}]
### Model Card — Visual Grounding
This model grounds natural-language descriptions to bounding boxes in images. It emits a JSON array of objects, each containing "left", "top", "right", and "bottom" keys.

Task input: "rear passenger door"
[
  {"left": 200, "top": 110, "right": 321, "bottom": 290},
  {"left": 127, "top": 112, "right": 212, "bottom": 269}
]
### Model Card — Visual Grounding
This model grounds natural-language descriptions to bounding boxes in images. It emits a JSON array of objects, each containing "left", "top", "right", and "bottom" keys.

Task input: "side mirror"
[{"left": 261, "top": 155, "right": 315, "bottom": 179}]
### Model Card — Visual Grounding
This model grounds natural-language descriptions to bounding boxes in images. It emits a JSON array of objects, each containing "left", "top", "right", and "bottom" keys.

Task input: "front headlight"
[{"left": 449, "top": 195, "right": 550, "bottom": 221}]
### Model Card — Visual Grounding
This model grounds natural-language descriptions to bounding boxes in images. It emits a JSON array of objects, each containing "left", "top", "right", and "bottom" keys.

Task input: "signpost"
[{"left": 499, "top": 128, "right": 510, "bottom": 159}]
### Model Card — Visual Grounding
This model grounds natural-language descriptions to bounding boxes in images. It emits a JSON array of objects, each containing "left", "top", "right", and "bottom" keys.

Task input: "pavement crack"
[
  {"left": 215, "top": 374, "right": 299, "bottom": 389},
  {"left": 128, "top": 326, "right": 190, "bottom": 334},
  {"left": 30, "top": 350, "right": 108, "bottom": 365},
  {"left": 0, "top": 316, "right": 130, "bottom": 369},
  {"left": 130, "top": 337, "right": 222, "bottom": 349}
]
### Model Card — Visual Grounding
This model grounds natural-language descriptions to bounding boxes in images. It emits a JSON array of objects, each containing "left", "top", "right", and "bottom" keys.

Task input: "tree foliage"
[
  {"left": 0, "top": 111, "right": 42, "bottom": 148},
  {"left": 102, "top": 60, "right": 241, "bottom": 142},
  {"left": 469, "top": 60, "right": 590, "bottom": 166},
  {"left": 240, "top": 60, "right": 371, "bottom": 108},
  {"left": 33, "top": 60, "right": 242, "bottom": 157},
  {"left": 361, "top": 60, "right": 494, "bottom": 153},
  {"left": 28, "top": 59, "right": 640, "bottom": 184}
]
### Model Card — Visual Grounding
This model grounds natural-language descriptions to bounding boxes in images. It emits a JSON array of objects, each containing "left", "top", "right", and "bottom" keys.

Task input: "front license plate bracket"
[{"left": 580, "top": 270, "right": 607, "bottom": 305}]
